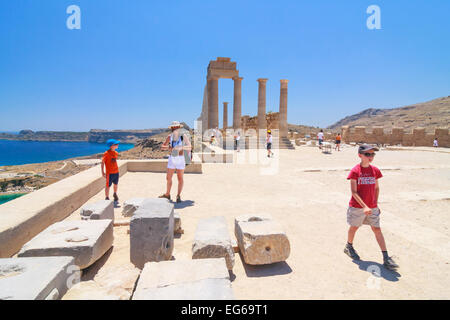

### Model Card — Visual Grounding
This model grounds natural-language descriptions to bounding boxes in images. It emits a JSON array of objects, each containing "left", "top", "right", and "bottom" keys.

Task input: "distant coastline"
[{"left": 0, "top": 128, "right": 167, "bottom": 143}]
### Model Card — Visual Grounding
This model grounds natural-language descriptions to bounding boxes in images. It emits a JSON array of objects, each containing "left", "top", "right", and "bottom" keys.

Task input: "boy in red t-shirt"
[
  {"left": 344, "top": 144, "right": 399, "bottom": 270},
  {"left": 101, "top": 139, "right": 120, "bottom": 202}
]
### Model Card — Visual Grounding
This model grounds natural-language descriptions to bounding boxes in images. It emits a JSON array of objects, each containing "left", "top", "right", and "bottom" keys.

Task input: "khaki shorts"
[{"left": 347, "top": 207, "right": 380, "bottom": 228}]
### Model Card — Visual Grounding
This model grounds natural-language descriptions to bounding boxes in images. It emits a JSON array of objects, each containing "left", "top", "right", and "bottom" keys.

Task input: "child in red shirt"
[
  {"left": 101, "top": 139, "right": 120, "bottom": 202},
  {"left": 344, "top": 144, "right": 399, "bottom": 270}
]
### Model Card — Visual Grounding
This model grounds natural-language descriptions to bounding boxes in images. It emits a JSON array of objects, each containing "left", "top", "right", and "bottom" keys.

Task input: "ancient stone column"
[
  {"left": 257, "top": 78, "right": 268, "bottom": 131},
  {"left": 223, "top": 102, "right": 228, "bottom": 129},
  {"left": 279, "top": 80, "right": 289, "bottom": 137},
  {"left": 233, "top": 77, "right": 243, "bottom": 129},
  {"left": 201, "top": 84, "right": 208, "bottom": 133},
  {"left": 207, "top": 76, "right": 219, "bottom": 129}
]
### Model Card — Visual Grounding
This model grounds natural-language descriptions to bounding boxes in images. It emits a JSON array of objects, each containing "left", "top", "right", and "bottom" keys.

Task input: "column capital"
[
  {"left": 208, "top": 75, "right": 220, "bottom": 81},
  {"left": 223, "top": 102, "right": 228, "bottom": 105},
  {"left": 233, "top": 76, "right": 244, "bottom": 81},
  {"left": 257, "top": 78, "right": 268, "bottom": 83},
  {"left": 280, "top": 79, "right": 289, "bottom": 84}
]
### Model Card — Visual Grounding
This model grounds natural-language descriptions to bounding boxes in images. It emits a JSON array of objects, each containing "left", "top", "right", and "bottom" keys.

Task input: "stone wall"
[
  {"left": 341, "top": 126, "right": 449, "bottom": 147},
  {"left": 240, "top": 112, "right": 280, "bottom": 132}
]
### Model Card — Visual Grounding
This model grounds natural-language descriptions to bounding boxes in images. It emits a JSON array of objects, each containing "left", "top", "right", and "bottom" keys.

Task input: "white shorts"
[{"left": 167, "top": 155, "right": 186, "bottom": 170}]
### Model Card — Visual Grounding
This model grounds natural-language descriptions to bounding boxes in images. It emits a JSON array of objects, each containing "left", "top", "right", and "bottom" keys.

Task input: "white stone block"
[
  {"left": 0, "top": 256, "right": 79, "bottom": 300},
  {"left": 235, "top": 214, "right": 290, "bottom": 265},
  {"left": 132, "top": 258, "right": 233, "bottom": 300},
  {"left": 130, "top": 199, "right": 174, "bottom": 269},
  {"left": 80, "top": 200, "right": 114, "bottom": 221},
  {"left": 18, "top": 220, "right": 114, "bottom": 269},
  {"left": 192, "top": 216, "right": 234, "bottom": 270}
]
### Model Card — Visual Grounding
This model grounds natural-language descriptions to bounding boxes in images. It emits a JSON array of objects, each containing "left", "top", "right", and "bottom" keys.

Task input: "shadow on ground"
[
  {"left": 174, "top": 200, "right": 195, "bottom": 209},
  {"left": 242, "top": 260, "right": 293, "bottom": 278},
  {"left": 352, "top": 259, "right": 401, "bottom": 282},
  {"left": 81, "top": 246, "right": 114, "bottom": 281}
]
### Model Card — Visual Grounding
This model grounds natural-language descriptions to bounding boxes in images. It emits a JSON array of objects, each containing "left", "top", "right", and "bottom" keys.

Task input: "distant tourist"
[
  {"left": 335, "top": 133, "right": 342, "bottom": 151},
  {"left": 102, "top": 139, "right": 120, "bottom": 202},
  {"left": 344, "top": 144, "right": 399, "bottom": 270},
  {"left": 234, "top": 131, "right": 241, "bottom": 152},
  {"left": 266, "top": 130, "right": 274, "bottom": 157},
  {"left": 433, "top": 138, "right": 438, "bottom": 148},
  {"left": 159, "top": 121, "right": 192, "bottom": 203},
  {"left": 317, "top": 130, "right": 324, "bottom": 149}
]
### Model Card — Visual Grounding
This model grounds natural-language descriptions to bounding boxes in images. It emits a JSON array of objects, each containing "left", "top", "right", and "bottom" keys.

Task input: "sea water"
[{"left": 0, "top": 140, "right": 134, "bottom": 166}]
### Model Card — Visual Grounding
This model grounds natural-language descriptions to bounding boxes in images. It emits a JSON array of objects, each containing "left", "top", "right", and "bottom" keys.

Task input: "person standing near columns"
[
  {"left": 233, "top": 77, "right": 243, "bottom": 130},
  {"left": 207, "top": 76, "right": 219, "bottom": 130},
  {"left": 279, "top": 80, "right": 289, "bottom": 137}
]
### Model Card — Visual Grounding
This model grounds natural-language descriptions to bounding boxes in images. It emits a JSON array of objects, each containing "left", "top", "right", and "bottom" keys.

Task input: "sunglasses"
[{"left": 361, "top": 152, "right": 376, "bottom": 157}]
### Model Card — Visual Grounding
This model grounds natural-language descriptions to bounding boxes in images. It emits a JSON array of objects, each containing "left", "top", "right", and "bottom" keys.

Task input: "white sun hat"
[{"left": 169, "top": 121, "right": 183, "bottom": 129}]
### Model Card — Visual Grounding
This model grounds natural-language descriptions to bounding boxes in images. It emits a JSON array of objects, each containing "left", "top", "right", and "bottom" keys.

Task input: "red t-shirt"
[
  {"left": 347, "top": 164, "right": 382, "bottom": 208},
  {"left": 102, "top": 150, "right": 119, "bottom": 174}
]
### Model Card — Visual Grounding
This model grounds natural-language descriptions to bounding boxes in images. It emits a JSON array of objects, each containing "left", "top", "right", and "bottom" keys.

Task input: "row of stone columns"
[{"left": 207, "top": 77, "right": 288, "bottom": 136}]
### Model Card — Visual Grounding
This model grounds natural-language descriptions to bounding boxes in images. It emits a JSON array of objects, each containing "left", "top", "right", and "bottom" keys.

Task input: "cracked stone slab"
[
  {"left": 0, "top": 256, "right": 79, "bottom": 300},
  {"left": 192, "top": 216, "right": 234, "bottom": 270},
  {"left": 235, "top": 214, "right": 290, "bottom": 265},
  {"left": 132, "top": 258, "right": 233, "bottom": 300},
  {"left": 80, "top": 200, "right": 114, "bottom": 221},
  {"left": 18, "top": 220, "right": 114, "bottom": 269},
  {"left": 130, "top": 198, "right": 174, "bottom": 269}
]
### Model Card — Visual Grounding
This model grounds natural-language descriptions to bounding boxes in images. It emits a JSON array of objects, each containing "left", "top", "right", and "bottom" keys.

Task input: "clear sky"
[{"left": 1, "top": 0, "right": 449, "bottom": 131}]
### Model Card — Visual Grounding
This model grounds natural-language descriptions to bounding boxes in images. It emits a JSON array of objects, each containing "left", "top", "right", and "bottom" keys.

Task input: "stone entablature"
[{"left": 341, "top": 126, "right": 449, "bottom": 147}]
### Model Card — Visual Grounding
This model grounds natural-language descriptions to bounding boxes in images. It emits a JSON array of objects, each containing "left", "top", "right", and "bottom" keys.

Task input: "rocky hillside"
[
  {"left": 88, "top": 129, "right": 166, "bottom": 143},
  {"left": 0, "top": 131, "right": 89, "bottom": 141},
  {"left": 328, "top": 96, "right": 450, "bottom": 131}
]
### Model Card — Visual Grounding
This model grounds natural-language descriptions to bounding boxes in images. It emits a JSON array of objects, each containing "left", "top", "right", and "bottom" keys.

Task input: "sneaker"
[
  {"left": 383, "top": 256, "right": 399, "bottom": 270},
  {"left": 176, "top": 195, "right": 181, "bottom": 203},
  {"left": 105, "top": 197, "right": 110, "bottom": 200},
  {"left": 159, "top": 193, "right": 171, "bottom": 201},
  {"left": 113, "top": 193, "right": 119, "bottom": 202},
  {"left": 344, "top": 243, "right": 360, "bottom": 260}
]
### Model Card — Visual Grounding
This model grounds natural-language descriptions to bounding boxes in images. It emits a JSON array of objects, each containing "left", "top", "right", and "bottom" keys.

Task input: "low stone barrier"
[
  {"left": 0, "top": 160, "right": 202, "bottom": 258},
  {"left": 0, "top": 161, "right": 126, "bottom": 258}
]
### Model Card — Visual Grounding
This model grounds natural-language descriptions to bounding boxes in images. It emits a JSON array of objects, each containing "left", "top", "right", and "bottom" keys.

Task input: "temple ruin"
[{"left": 199, "top": 57, "right": 291, "bottom": 147}]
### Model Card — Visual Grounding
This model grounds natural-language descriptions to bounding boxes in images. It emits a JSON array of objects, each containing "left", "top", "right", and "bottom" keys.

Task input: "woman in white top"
[
  {"left": 159, "top": 121, "right": 192, "bottom": 203},
  {"left": 433, "top": 138, "right": 438, "bottom": 148}
]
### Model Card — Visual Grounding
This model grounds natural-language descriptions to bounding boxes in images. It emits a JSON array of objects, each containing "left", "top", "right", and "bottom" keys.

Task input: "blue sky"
[{"left": 1, "top": 0, "right": 449, "bottom": 131}]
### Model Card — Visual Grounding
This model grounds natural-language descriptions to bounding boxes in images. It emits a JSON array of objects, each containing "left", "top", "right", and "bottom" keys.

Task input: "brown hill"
[{"left": 328, "top": 96, "right": 450, "bottom": 132}]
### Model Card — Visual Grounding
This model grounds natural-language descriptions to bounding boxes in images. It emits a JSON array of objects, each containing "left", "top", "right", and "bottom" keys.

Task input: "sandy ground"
[{"left": 65, "top": 144, "right": 450, "bottom": 299}]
